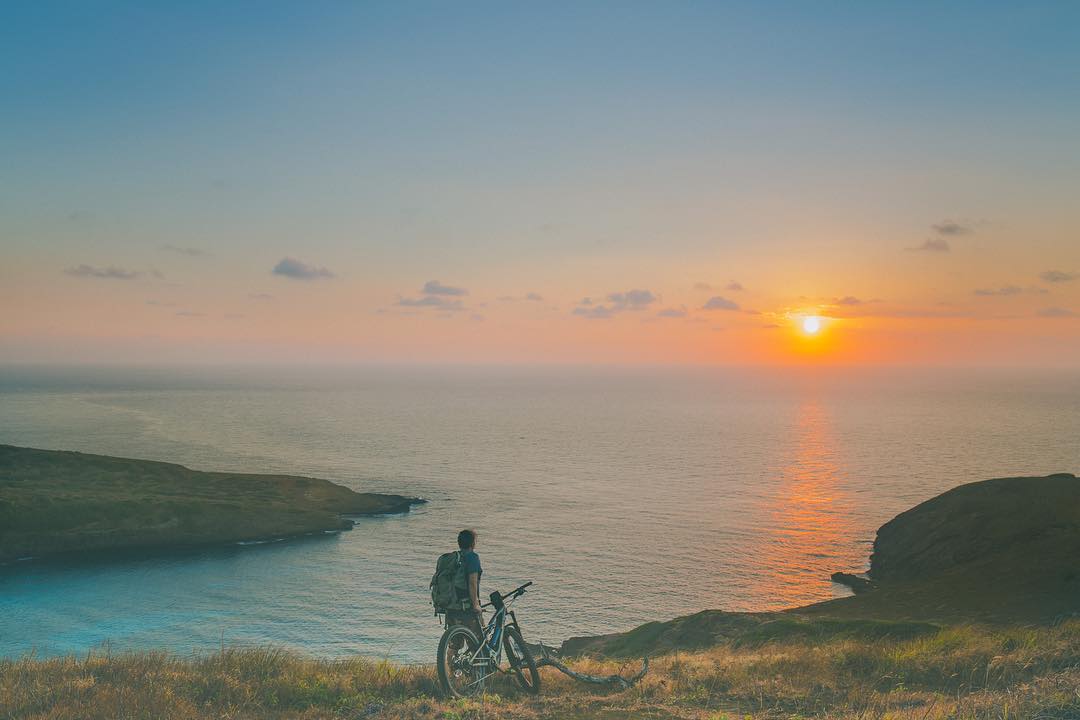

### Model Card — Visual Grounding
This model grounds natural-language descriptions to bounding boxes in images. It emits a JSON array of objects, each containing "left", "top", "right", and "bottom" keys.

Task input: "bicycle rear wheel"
[
  {"left": 437, "top": 625, "right": 487, "bottom": 698},
  {"left": 503, "top": 626, "right": 541, "bottom": 695}
]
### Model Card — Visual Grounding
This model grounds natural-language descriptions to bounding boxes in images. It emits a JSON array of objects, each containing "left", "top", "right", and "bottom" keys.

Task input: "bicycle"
[{"left": 436, "top": 581, "right": 541, "bottom": 698}]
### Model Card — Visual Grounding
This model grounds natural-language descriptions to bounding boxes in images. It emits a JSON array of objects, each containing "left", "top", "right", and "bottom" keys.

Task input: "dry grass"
[{"left": 4, "top": 621, "right": 1080, "bottom": 719}]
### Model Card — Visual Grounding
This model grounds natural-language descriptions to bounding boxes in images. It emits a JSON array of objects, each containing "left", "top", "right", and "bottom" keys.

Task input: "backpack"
[{"left": 430, "top": 550, "right": 469, "bottom": 613}]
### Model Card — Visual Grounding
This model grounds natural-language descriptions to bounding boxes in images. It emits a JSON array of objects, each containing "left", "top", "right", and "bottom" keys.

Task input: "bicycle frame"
[{"left": 461, "top": 592, "right": 523, "bottom": 689}]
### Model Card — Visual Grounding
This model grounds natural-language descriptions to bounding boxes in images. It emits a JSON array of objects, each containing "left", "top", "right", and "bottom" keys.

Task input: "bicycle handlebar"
[
  {"left": 480, "top": 581, "right": 533, "bottom": 609},
  {"left": 506, "top": 581, "right": 532, "bottom": 599}
]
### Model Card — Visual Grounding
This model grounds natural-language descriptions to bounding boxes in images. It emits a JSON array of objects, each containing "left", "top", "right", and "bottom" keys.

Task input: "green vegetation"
[
  {"left": 0, "top": 444, "right": 422, "bottom": 564},
  {"left": 4, "top": 621, "right": 1079, "bottom": 719},
  {"left": 3, "top": 464, "right": 1077, "bottom": 717}
]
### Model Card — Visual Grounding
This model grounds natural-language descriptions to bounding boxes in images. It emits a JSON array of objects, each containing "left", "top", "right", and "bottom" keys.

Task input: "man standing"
[{"left": 446, "top": 528, "right": 483, "bottom": 642}]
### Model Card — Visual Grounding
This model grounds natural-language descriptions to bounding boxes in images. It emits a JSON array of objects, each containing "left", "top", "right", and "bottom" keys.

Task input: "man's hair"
[{"left": 457, "top": 529, "right": 477, "bottom": 550}]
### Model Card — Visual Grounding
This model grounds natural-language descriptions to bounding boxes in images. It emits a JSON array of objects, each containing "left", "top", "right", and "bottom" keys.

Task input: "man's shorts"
[{"left": 445, "top": 608, "right": 483, "bottom": 638}]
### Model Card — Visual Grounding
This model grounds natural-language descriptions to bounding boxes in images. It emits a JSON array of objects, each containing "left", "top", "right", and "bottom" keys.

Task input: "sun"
[{"left": 801, "top": 316, "right": 822, "bottom": 335}]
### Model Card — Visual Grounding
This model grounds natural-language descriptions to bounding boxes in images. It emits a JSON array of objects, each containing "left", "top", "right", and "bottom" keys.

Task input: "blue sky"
[{"left": 3, "top": 2, "right": 1079, "bottom": 364}]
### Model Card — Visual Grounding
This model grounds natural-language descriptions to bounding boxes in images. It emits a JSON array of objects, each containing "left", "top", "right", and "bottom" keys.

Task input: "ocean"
[{"left": 1, "top": 365, "right": 1077, "bottom": 663}]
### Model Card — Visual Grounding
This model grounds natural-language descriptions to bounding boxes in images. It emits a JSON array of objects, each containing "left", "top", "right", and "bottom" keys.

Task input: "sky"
[{"left": 3, "top": 1, "right": 1079, "bottom": 366}]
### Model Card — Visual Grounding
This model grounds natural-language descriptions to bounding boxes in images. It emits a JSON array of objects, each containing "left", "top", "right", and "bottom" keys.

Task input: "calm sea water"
[{"left": 1, "top": 365, "right": 1078, "bottom": 663}]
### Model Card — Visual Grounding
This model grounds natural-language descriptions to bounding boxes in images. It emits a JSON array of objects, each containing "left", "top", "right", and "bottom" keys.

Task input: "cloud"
[
  {"left": 726, "top": 281, "right": 744, "bottom": 291},
  {"left": 175, "top": 310, "right": 204, "bottom": 317},
  {"left": 1040, "top": 270, "right": 1077, "bottom": 283},
  {"left": 606, "top": 289, "right": 656, "bottom": 310},
  {"left": 65, "top": 264, "right": 140, "bottom": 279},
  {"left": 572, "top": 305, "right": 615, "bottom": 320},
  {"left": 422, "top": 280, "right": 468, "bottom": 296},
  {"left": 932, "top": 220, "right": 973, "bottom": 236},
  {"left": 657, "top": 308, "right": 687, "bottom": 318},
  {"left": 908, "top": 238, "right": 950, "bottom": 253},
  {"left": 272, "top": 257, "right": 334, "bottom": 280},
  {"left": 974, "top": 286, "right": 1024, "bottom": 297},
  {"left": 834, "top": 296, "right": 863, "bottom": 306},
  {"left": 397, "top": 296, "right": 464, "bottom": 311},
  {"left": 702, "top": 296, "right": 740, "bottom": 311},
  {"left": 694, "top": 282, "right": 712, "bottom": 291},
  {"left": 396, "top": 281, "right": 470, "bottom": 310},
  {"left": 145, "top": 299, "right": 175, "bottom": 307},
  {"left": 1037, "top": 307, "right": 1077, "bottom": 318},
  {"left": 525, "top": 292, "right": 544, "bottom": 302},
  {"left": 973, "top": 285, "right": 1047, "bottom": 297},
  {"left": 572, "top": 289, "right": 657, "bottom": 319},
  {"left": 249, "top": 293, "right": 275, "bottom": 300},
  {"left": 161, "top": 244, "right": 207, "bottom": 257}
]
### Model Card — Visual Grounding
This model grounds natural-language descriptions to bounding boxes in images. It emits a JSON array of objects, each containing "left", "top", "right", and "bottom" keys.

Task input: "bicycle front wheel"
[
  {"left": 437, "top": 625, "right": 487, "bottom": 698},
  {"left": 503, "top": 625, "right": 541, "bottom": 695}
]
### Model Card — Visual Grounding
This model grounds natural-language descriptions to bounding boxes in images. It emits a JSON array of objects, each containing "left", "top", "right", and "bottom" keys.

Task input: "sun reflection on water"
[{"left": 750, "top": 396, "right": 864, "bottom": 609}]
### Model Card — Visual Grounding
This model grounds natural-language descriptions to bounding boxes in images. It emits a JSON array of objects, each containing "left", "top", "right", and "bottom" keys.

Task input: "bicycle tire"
[
  {"left": 437, "top": 625, "right": 486, "bottom": 698},
  {"left": 503, "top": 625, "right": 541, "bottom": 695}
]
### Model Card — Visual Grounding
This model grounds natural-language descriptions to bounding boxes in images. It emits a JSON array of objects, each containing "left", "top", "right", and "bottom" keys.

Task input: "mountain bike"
[{"left": 437, "top": 581, "right": 541, "bottom": 698}]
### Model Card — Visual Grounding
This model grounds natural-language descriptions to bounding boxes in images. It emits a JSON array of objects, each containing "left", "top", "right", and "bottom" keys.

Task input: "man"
[{"left": 446, "top": 528, "right": 484, "bottom": 645}]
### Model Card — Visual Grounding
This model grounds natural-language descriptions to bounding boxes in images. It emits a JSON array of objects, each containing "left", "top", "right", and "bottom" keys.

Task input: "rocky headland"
[{"left": 0, "top": 444, "right": 423, "bottom": 565}]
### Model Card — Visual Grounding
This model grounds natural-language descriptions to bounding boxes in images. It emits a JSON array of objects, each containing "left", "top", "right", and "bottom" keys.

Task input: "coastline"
[
  {"left": 0, "top": 444, "right": 424, "bottom": 566},
  {"left": 560, "top": 472, "right": 1080, "bottom": 657}
]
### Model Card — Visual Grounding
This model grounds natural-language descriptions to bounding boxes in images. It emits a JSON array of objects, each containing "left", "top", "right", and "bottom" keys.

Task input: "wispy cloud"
[
  {"left": 1040, "top": 270, "right": 1077, "bottom": 283},
  {"left": 145, "top": 299, "right": 175, "bottom": 307},
  {"left": 1038, "top": 307, "right": 1077, "bottom": 318},
  {"left": 932, "top": 220, "right": 973, "bottom": 236},
  {"left": 422, "top": 280, "right": 468, "bottom": 296},
  {"left": 973, "top": 285, "right": 1047, "bottom": 297},
  {"left": 272, "top": 257, "right": 334, "bottom": 280},
  {"left": 394, "top": 280, "right": 470, "bottom": 311},
  {"left": 397, "top": 296, "right": 464, "bottom": 311},
  {"left": 607, "top": 289, "right": 656, "bottom": 310},
  {"left": 833, "top": 296, "right": 863, "bottom": 306},
  {"left": 175, "top": 310, "right": 204, "bottom": 317},
  {"left": 702, "top": 296, "right": 740, "bottom": 311},
  {"left": 161, "top": 244, "right": 208, "bottom": 257},
  {"left": 572, "top": 305, "right": 615, "bottom": 320},
  {"left": 973, "top": 285, "right": 1023, "bottom": 297},
  {"left": 657, "top": 308, "right": 687, "bottom": 318},
  {"left": 65, "top": 264, "right": 140, "bottom": 279},
  {"left": 249, "top": 293, "right": 275, "bottom": 300},
  {"left": 497, "top": 292, "right": 544, "bottom": 303},
  {"left": 572, "top": 289, "right": 656, "bottom": 319},
  {"left": 695, "top": 281, "right": 744, "bottom": 292},
  {"left": 908, "top": 238, "right": 950, "bottom": 253}
]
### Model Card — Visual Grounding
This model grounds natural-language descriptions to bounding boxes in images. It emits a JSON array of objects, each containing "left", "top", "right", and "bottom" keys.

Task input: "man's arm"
[{"left": 468, "top": 572, "right": 481, "bottom": 613}]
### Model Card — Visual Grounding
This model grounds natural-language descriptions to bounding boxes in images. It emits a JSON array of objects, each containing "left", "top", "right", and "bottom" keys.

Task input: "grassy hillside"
[
  {"left": 0, "top": 444, "right": 422, "bottom": 564},
  {"left": 5, "top": 468, "right": 1078, "bottom": 718},
  {"left": 4, "top": 621, "right": 1079, "bottom": 719}
]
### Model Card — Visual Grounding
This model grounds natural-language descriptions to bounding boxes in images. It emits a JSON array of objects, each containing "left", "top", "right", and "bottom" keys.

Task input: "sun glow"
[{"left": 801, "top": 316, "right": 822, "bottom": 335}]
